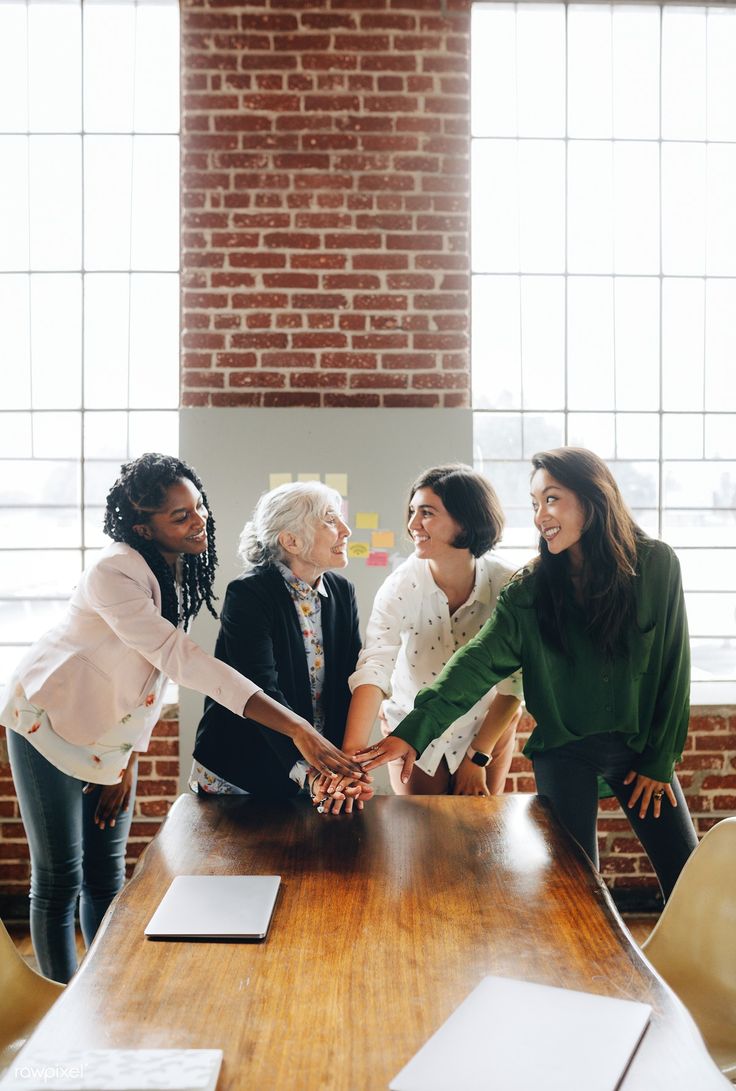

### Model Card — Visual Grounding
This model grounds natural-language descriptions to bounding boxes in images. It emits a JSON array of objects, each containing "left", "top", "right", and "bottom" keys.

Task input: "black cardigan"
[{"left": 193, "top": 564, "right": 361, "bottom": 796}]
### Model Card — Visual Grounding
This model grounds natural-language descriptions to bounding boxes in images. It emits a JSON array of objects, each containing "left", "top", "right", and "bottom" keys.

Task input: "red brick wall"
[
  {"left": 0, "top": 715, "right": 179, "bottom": 919},
  {"left": 180, "top": 0, "right": 471, "bottom": 408}
]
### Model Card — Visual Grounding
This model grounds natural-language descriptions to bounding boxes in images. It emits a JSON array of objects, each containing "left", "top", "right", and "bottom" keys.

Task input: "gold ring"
[{"left": 653, "top": 789, "right": 664, "bottom": 800}]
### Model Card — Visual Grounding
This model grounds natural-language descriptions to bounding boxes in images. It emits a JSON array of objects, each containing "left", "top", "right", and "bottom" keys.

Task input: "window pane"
[
  {"left": 83, "top": 2, "right": 135, "bottom": 133},
  {"left": 568, "top": 4, "right": 612, "bottom": 138},
  {"left": 705, "top": 280, "right": 736, "bottom": 412},
  {"left": 32, "top": 412, "right": 81, "bottom": 459},
  {"left": 28, "top": 1, "right": 81, "bottom": 132},
  {"left": 0, "top": 600, "right": 69, "bottom": 644},
  {"left": 616, "top": 414, "right": 659, "bottom": 460},
  {"left": 84, "top": 411, "right": 129, "bottom": 460},
  {"left": 678, "top": 549, "right": 736, "bottom": 592},
  {"left": 614, "top": 277, "right": 660, "bottom": 411},
  {"left": 83, "top": 506, "right": 107, "bottom": 548},
  {"left": 472, "top": 276, "right": 521, "bottom": 410},
  {"left": 31, "top": 275, "right": 82, "bottom": 409},
  {"left": 0, "top": 3, "right": 28, "bottom": 131},
  {"left": 472, "top": 141, "right": 519, "bottom": 273},
  {"left": 692, "top": 640, "right": 736, "bottom": 683},
  {"left": 568, "top": 141, "right": 613, "bottom": 273},
  {"left": 612, "top": 6, "right": 659, "bottom": 139},
  {"left": 663, "top": 509, "right": 736, "bottom": 547},
  {"left": 662, "top": 8, "right": 706, "bottom": 141},
  {"left": 614, "top": 143, "right": 659, "bottom": 275},
  {"left": 29, "top": 136, "right": 82, "bottom": 270},
  {"left": 133, "top": 1, "right": 180, "bottom": 134},
  {"left": 0, "top": 459, "right": 80, "bottom": 506},
  {"left": 706, "top": 415, "right": 736, "bottom": 460},
  {"left": 84, "top": 274, "right": 130, "bottom": 409},
  {"left": 131, "top": 137, "right": 179, "bottom": 270},
  {"left": 0, "top": 413, "right": 31, "bottom": 458},
  {"left": 129, "top": 274, "right": 179, "bottom": 408},
  {"left": 0, "top": 550, "right": 82, "bottom": 598},
  {"left": 522, "top": 413, "right": 565, "bottom": 458},
  {"left": 567, "top": 277, "right": 614, "bottom": 409},
  {"left": 610, "top": 460, "right": 659, "bottom": 509},
  {"left": 685, "top": 592, "right": 736, "bottom": 638},
  {"left": 471, "top": 5, "right": 517, "bottom": 138},
  {"left": 474, "top": 412, "right": 522, "bottom": 460},
  {"left": 707, "top": 9, "right": 736, "bottom": 141},
  {"left": 662, "top": 279, "right": 704, "bottom": 411},
  {"left": 83, "top": 459, "right": 120, "bottom": 507},
  {"left": 663, "top": 461, "right": 736, "bottom": 509},
  {"left": 568, "top": 413, "right": 615, "bottom": 458},
  {"left": 662, "top": 414, "right": 703, "bottom": 459},
  {"left": 518, "top": 141, "right": 565, "bottom": 273},
  {"left": 84, "top": 136, "right": 133, "bottom": 270},
  {"left": 477, "top": 459, "right": 530, "bottom": 514},
  {"left": 520, "top": 277, "right": 565, "bottom": 410},
  {"left": 516, "top": 4, "right": 565, "bottom": 137},
  {"left": 0, "top": 275, "right": 31, "bottom": 408},
  {"left": 706, "top": 145, "right": 736, "bottom": 277},
  {"left": 0, "top": 137, "right": 30, "bottom": 270},
  {"left": 128, "top": 411, "right": 179, "bottom": 458},
  {"left": 662, "top": 143, "right": 706, "bottom": 275}
]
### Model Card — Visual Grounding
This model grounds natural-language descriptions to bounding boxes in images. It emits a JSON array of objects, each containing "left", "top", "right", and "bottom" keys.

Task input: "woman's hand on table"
[
  {"left": 624, "top": 770, "right": 677, "bottom": 819},
  {"left": 452, "top": 755, "right": 491, "bottom": 797},
  {"left": 83, "top": 754, "right": 138, "bottom": 830},
  {"left": 354, "top": 735, "right": 417, "bottom": 783}
]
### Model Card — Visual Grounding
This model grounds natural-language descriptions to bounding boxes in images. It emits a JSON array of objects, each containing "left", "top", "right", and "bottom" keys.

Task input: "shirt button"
[{"left": 602, "top": 675, "right": 609, "bottom": 683}]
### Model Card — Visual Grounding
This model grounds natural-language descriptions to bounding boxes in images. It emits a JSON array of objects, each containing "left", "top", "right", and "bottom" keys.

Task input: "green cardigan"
[{"left": 393, "top": 538, "right": 690, "bottom": 784}]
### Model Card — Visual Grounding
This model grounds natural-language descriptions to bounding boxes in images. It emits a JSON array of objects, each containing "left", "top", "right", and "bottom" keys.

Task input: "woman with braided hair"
[{"left": 1, "top": 453, "right": 363, "bottom": 982}]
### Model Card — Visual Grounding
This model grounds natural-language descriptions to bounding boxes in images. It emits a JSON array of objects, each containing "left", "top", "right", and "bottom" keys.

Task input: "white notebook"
[
  {"left": 0, "top": 1049, "right": 222, "bottom": 1091},
  {"left": 389, "top": 975, "right": 651, "bottom": 1091},
  {"left": 144, "top": 875, "right": 280, "bottom": 940}
]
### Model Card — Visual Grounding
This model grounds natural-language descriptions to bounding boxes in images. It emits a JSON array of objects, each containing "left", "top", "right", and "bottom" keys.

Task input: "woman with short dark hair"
[
  {"left": 358, "top": 448, "right": 698, "bottom": 900},
  {"left": 342, "top": 464, "right": 523, "bottom": 798}
]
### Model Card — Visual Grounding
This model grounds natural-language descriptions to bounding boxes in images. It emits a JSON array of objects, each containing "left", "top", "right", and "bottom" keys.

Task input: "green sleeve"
[
  {"left": 635, "top": 548, "right": 690, "bottom": 782},
  {"left": 393, "top": 593, "right": 524, "bottom": 755}
]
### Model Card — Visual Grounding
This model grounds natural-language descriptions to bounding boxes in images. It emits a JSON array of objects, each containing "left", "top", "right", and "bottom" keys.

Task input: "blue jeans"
[
  {"left": 7, "top": 730, "right": 137, "bottom": 983},
  {"left": 532, "top": 732, "right": 698, "bottom": 901}
]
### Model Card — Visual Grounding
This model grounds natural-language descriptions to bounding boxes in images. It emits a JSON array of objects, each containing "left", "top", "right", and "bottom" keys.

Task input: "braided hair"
[{"left": 103, "top": 453, "right": 218, "bottom": 628}]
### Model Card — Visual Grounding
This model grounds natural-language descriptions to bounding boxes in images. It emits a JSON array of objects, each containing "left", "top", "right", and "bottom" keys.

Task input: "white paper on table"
[
  {"left": 389, "top": 975, "right": 651, "bottom": 1091},
  {"left": 0, "top": 1049, "right": 223, "bottom": 1091}
]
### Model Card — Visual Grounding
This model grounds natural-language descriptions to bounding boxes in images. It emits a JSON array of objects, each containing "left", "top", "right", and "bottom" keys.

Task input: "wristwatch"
[{"left": 466, "top": 745, "right": 492, "bottom": 768}]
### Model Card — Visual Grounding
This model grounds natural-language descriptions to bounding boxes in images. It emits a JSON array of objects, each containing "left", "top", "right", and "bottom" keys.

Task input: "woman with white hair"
[{"left": 190, "top": 481, "right": 365, "bottom": 805}]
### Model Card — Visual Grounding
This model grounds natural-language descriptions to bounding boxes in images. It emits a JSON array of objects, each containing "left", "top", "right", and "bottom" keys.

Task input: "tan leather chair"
[
  {"left": 641, "top": 816, "right": 736, "bottom": 1080},
  {"left": 0, "top": 918, "right": 64, "bottom": 1072}
]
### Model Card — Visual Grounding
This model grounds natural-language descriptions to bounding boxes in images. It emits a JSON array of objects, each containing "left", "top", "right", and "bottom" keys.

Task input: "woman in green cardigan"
[{"left": 356, "top": 447, "right": 698, "bottom": 900}]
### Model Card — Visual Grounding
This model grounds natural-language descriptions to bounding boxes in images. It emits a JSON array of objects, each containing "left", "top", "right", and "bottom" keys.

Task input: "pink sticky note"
[{"left": 367, "top": 551, "right": 389, "bottom": 567}]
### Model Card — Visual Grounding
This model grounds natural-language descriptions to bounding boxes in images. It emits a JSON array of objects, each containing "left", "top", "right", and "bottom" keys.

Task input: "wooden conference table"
[{"left": 22, "top": 793, "right": 729, "bottom": 1090}]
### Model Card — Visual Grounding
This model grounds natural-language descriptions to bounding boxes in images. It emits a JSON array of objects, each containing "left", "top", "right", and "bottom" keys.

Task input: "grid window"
[
  {"left": 472, "top": 2, "right": 736, "bottom": 703},
  {"left": 0, "top": 0, "right": 180, "bottom": 685}
]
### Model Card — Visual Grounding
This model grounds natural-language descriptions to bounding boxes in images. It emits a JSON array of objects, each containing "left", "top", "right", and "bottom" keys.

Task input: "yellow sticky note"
[
  {"left": 371, "top": 530, "right": 395, "bottom": 549},
  {"left": 297, "top": 473, "right": 320, "bottom": 482},
  {"left": 325, "top": 473, "right": 348, "bottom": 497},
  {"left": 269, "top": 473, "right": 293, "bottom": 489},
  {"left": 356, "top": 512, "right": 379, "bottom": 530},
  {"left": 348, "top": 541, "right": 370, "bottom": 559}
]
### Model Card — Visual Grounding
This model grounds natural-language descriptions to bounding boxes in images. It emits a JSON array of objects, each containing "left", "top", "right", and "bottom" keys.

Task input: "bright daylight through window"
[
  {"left": 0, "top": 0, "right": 180, "bottom": 685},
  {"left": 471, "top": 1, "right": 736, "bottom": 703}
]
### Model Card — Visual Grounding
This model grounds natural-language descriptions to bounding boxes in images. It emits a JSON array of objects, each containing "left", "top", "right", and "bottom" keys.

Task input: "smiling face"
[
  {"left": 132, "top": 477, "right": 208, "bottom": 565},
  {"left": 283, "top": 506, "right": 351, "bottom": 583},
  {"left": 530, "top": 469, "right": 587, "bottom": 570},
  {"left": 407, "top": 487, "right": 465, "bottom": 562}
]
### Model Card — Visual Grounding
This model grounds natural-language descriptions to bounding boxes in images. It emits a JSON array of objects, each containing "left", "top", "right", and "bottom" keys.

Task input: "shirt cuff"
[{"left": 290, "top": 760, "right": 310, "bottom": 789}]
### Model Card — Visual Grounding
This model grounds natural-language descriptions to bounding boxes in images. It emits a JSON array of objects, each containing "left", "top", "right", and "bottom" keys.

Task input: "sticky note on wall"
[
  {"left": 371, "top": 530, "right": 395, "bottom": 549},
  {"left": 348, "top": 541, "right": 370, "bottom": 559},
  {"left": 367, "top": 551, "right": 389, "bottom": 567},
  {"left": 297, "top": 473, "right": 320, "bottom": 482},
  {"left": 356, "top": 512, "right": 379, "bottom": 530},
  {"left": 325, "top": 473, "right": 348, "bottom": 497},
  {"left": 269, "top": 473, "right": 293, "bottom": 489}
]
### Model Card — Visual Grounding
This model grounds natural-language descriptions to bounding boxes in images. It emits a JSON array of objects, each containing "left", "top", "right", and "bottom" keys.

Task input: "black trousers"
[{"left": 532, "top": 732, "right": 698, "bottom": 901}]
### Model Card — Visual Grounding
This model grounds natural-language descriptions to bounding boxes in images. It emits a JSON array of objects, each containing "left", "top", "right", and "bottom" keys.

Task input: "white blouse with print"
[{"left": 348, "top": 553, "right": 524, "bottom": 776}]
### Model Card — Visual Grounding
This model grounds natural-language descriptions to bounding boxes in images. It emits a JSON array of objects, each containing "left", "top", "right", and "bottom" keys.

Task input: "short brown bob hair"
[{"left": 408, "top": 464, "right": 505, "bottom": 558}]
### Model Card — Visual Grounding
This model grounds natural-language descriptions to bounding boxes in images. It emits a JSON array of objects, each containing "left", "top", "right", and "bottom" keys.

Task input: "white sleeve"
[
  {"left": 84, "top": 554, "right": 260, "bottom": 717},
  {"left": 348, "top": 573, "right": 406, "bottom": 697},
  {"left": 495, "top": 668, "right": 524, "bottom": 701}
]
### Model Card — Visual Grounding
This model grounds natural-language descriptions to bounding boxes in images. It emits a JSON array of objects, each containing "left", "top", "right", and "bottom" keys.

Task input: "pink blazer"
[{"left": 15, "top": 543, "right": 260, "bottom": 747}]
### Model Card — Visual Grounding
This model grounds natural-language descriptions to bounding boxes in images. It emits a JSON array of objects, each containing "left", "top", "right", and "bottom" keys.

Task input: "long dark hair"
[
  {"left": 103, "top": 453, "right": 218, "bottom": 628},
  {"left": 408, "top": 464, "right": 505, "bottom": 557},
  {"left": 530, "top": 447, "right": 645, "bottom": 656}
]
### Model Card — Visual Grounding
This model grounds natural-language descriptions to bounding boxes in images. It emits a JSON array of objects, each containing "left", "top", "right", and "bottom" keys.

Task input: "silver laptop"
[{"left": 144, "top": 875, "right": 281, "bottom": 940}]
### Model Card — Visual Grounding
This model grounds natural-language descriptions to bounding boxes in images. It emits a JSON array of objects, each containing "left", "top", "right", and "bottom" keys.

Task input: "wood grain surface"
[{"left": 17, "top": 794, "right": 729, "bottom": 1090}]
